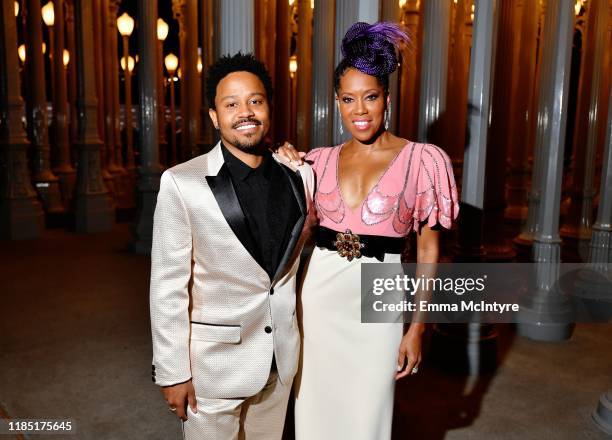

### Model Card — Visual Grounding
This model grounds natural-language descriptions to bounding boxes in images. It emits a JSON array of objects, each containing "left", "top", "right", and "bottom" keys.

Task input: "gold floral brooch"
[{"left": 334, "top": 229, "right": 365, "bottom": 261}]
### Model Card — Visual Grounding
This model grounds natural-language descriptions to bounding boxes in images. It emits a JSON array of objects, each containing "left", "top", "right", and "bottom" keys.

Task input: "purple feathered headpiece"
[{"left": 341, "top": 22, "right": 409, "bottom": 77}]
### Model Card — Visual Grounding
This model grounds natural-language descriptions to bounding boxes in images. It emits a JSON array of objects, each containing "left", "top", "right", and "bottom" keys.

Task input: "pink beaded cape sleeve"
[{"left": 304, "top": 141, "right": 460, "bottom": 238}]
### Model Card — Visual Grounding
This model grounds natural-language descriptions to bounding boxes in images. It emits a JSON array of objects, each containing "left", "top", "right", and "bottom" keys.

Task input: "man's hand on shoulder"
[{"left": 161, "top": 379, "right": 198, "bottom": 421}]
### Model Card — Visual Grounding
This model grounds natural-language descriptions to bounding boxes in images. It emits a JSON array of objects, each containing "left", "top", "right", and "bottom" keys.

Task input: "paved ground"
[{"left": 0, "top": 224, "right": 610, "bottom": 439}]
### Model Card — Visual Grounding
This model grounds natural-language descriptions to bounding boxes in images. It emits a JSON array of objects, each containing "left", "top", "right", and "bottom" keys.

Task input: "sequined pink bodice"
[{"left": 305, "top": 141, "right": 460, "bottom": 237}]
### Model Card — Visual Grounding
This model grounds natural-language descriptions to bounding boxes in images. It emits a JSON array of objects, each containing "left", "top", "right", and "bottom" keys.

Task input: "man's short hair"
[{"left": 205, "top": 52, "right": 274, "bottom": 110}]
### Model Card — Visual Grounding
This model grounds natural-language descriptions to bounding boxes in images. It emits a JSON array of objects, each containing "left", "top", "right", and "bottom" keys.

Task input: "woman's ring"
[{"left": 411, "top": 367, "right": 418, "bottom": 374}]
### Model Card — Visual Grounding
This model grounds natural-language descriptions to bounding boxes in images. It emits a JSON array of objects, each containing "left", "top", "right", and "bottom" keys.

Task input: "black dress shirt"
[{"left": 221, "top": 143, "right": 301, "bottom": 279}]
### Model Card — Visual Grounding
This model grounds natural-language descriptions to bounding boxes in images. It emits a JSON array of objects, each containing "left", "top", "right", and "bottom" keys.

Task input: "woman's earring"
[
  {"left": 384, "top": 101, "right": 391, "bottom": 130},
  {"left": 337, "top": 101, "right": 343, "bottom": 136}
]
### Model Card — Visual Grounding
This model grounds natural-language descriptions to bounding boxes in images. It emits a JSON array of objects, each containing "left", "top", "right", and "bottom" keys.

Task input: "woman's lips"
[{"left": 352, "top": 120, "right": 372, "bottom": 131}]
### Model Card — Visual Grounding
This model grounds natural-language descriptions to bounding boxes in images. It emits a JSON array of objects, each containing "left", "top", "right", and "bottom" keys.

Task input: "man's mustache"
[{"left": 232, "top": 118, "right": 262, "bottom": 129}]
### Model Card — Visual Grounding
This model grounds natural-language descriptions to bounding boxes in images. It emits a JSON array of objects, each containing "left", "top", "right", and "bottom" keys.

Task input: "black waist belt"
[{"left": 315, "top": 226, "right": 406, "bottom": 262}]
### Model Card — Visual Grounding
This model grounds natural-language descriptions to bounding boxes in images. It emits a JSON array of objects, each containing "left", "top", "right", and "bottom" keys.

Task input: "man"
[{"left": 150, "top": 53, "right": 314, "bottom": 439}]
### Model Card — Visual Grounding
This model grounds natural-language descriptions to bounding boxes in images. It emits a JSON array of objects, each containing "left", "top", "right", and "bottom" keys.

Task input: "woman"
[{"left": 279, "top": 22, "right": 459, "bottom": 439}]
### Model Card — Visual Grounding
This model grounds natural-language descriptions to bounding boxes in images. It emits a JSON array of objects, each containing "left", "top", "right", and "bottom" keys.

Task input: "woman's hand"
[
  {"left": 273, "top": 142, "right": 305, "bottom": 165},
  {"left": 396, "top": 325, "right": 424, "bottom": 380}
]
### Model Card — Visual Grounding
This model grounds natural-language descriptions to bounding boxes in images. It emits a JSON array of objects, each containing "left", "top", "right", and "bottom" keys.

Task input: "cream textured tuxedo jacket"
[{"left": 150, "top": 142, "right": 314, "bottom": 399}]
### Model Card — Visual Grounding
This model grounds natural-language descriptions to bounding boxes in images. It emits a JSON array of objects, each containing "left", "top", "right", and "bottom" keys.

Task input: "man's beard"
[
  {"left": 231, "top": 133, "right": 263, "bottom": 152},
  {"left": 226, "top": 118, "right": 265, "bottom": 153}
]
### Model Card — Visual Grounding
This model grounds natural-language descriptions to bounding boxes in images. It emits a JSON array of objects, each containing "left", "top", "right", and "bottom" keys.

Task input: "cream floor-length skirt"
[{"left": 294, "top": 247, "right": 404, "bottom": 440}]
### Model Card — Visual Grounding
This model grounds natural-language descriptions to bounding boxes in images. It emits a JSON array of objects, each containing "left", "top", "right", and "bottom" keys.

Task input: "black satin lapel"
[
  {"left": 272, "top": 216, "right": 305, "bottom": 283},
  {"left": 205, "top": 165, "right": 261, "bottom": 266},
  {"left": 272, "top": 165, "right": 307, "bottom": 283},
  {"left": 281, "top": 165, "right": 306, "bottom": 215}
]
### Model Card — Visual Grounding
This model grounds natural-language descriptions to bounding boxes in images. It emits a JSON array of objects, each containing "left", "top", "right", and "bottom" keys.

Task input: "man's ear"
[{"left": 208, "top": 108, "right": 219, "bottom": 130}]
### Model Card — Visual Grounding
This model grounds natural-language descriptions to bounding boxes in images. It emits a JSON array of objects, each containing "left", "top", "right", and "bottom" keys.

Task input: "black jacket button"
[{"left": 265, "top": 326, "right": 272, "bottom": 333}]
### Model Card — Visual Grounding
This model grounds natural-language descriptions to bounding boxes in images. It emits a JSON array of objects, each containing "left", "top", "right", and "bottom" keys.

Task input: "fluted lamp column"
[
  {"left": 218, "top": 0, "right": 254, "bottom": 56},
  {"left": 199, "top": 0, "right": 215, "bottom": 150},
  {"left": 505, "top": 0, "right": 540, "bottom": 223},
  {"left": 517, "top": 0, "right": 575, "bottom": 342},
  {"left": 589, "top": 90, "right": 612, "bottom": 437},
  {"left": 47, "top": 0, "right": 77, "bottom": 207},
  {"left": 165, "top": 53, "right": 179, "bottom": 167},
  {"left": 417, "top": 0, "right": 451, "bottom": 144},
  {"left": 273, "top": 0, "right": 291, "bottom": 144},
  {"left": 72, "top": 0, "right": 113, "bottom": 232},
  {"left": 434, "top": 0, "right": 499, "bottom": 375},
  {"left": 382, "top": 0, "right": 400, "bottom": 134},
  {"left": 289, "top": 55, "right": 298, "bottom": 143},
  {"left": 171, "top": 0, "right": 186, "bottom": 162},
  {"left": 42, "top": 2, "right": 55, "bottom": 104},
  {"left": 17, "top": 42, "right": 26, "bottom": 116},
  {"left": 156, "top": 18, "right": 169, "bottom": 166},
  {"left": 515, "top": 1, "right": 549, "bottom": 248},
  {"left": 108, "top": 0, "right": 129, "bottom": 208},
  {"left": 574, "top": 89, "right": 612, "bottom": 320},
  {"left": 397, "top": 0, "right": 421, "bottom": 142},
  {"left": 310, "top": 0, "right": 335, "bottom": 148},
  {"left": 100, "top": 0, "right": 122, "bottom": 202},
  {"left": 295, "top": 0, "right": 313, "bottom": 151},
  {"left": 117, "top": 12, "right": 135, "bottom": 175},
  {"left": 91, "top": 0, "right": 115, "bottom": 200},
  {"left": 561, "top": 0, "right": 608, "bottom": 242},
  {"left": 182, "top": 0, "right": 200, "bottom": 158},
  {"left": 131, "top": 0, "right": 163, "bottom": 254},
  {"left": 0, "top": 0, "right": 45, "bottom": 239},
  {"left": 65, "top": 0, "right": 78, "bottom": 150},
  {"left": 482, "top": 0, "right": 517, "bottom": 261},
  {"left": 576, "top": 0, "right": 609, "bottom": 241},
  {"left": 26, "top": 0, "right": 63, "bottom": 213}
]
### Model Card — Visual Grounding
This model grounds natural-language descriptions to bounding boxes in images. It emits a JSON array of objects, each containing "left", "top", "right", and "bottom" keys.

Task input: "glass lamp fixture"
[
  {"left": 117, "top": 12, "right": 135, "bottom": 37},
  {"left": 157, "top": 18, "right": 169, "bottom": 41},
  {"left": 164, "top": 53, "right": 179, "bottom": 75},
  {"left": 41, "top": 2, "right": 54, "bottom": 27},
  {"left": 18, "top": 44, "right": 26, "bottom": 63},
  {"left": 289, "top": 55, "right": 297, "bottom": 77},
  {"left": 121, "top": 55, "right": 135, "bottom": 72}
]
